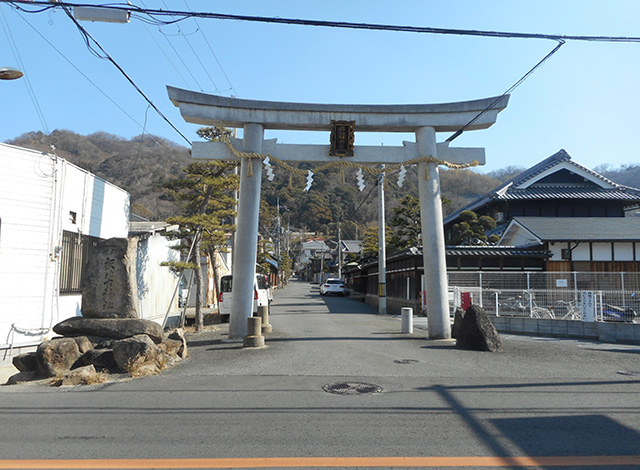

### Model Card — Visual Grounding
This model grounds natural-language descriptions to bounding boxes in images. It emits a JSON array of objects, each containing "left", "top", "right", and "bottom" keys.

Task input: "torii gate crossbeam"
[{"left": 168, "top": 86, "right": 509, "bottom": 340}]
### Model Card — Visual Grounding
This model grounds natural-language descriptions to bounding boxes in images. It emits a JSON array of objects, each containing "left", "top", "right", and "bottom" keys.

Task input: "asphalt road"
[{"left": 1, "top": 279, "right": 640, "bottom": 469}]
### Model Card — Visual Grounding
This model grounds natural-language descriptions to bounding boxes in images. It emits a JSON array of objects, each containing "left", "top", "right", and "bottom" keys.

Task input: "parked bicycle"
[
  {"left": 500, "top": 292, "right": 555, "bottom": 319},
  {"left": 556, "top": 299, "right": 580, "bottom": 320}
]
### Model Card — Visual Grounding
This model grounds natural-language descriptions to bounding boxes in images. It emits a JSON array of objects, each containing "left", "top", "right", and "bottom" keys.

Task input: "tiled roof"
[
  {"left": 443, "top": 150, "right": 640, "bottom": 225},
  {"left": 446, "top": 246, "right": 550, "bottom": 257},
  {"left": 509, "top": 217, "right": 640, "bottom": 242},
  {"left": 496, "top": 186, "right": 640, "bottom": 201},
  {"left": 385, "top": 245, "right": 549, "bottom": 260}
]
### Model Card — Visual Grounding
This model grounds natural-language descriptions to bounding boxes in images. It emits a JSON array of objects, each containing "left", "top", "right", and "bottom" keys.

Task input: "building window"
[
  {"left": 69, "top": 211, "right": 77, "bottom": 224},
  {"left": 59, "top": 230, "right": 99, "bottom": 295}
]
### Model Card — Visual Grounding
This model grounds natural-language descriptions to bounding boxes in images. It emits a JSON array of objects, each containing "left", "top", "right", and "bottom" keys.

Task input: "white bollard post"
[{"left": 401, "top": 307, "right": 413, "bottom": 334}]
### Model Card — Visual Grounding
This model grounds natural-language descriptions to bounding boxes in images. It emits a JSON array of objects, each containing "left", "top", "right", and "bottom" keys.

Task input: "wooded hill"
[{"left": 7, "top": 130, "right": 640, "bottom": 239}]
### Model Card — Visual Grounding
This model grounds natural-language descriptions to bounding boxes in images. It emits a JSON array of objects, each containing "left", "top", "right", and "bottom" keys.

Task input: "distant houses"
[
  {"left": 443, "top": 149, "right": 640, "bottom": 272},
  {"left": 345, "top": 150, "right": 640, "bottom": 313}
]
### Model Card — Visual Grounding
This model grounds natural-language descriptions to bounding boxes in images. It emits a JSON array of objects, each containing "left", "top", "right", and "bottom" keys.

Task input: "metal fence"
[{"left": 448, "top": 271, "right": 640, "bottom": 322}]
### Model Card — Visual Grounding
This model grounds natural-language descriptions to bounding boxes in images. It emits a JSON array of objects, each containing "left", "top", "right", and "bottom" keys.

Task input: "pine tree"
[{"left": 163, "top": 128, "right": 238, "bottom": 331}]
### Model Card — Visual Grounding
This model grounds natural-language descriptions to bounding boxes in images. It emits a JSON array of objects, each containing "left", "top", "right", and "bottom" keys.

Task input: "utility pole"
[
  {"left": 378, "top": 167, "right": 387, "bottom": 314},
  {"left": 337, "top": 222, "right": 342, "bottom": 279},
  {"left": 276, "top": 198, "right": 281, "bottom": 284}
]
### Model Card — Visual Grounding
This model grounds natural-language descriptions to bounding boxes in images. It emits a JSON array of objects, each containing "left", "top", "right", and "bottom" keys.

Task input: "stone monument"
[{"left": 81, "top": 237, "right": 140, "bottom": 318}]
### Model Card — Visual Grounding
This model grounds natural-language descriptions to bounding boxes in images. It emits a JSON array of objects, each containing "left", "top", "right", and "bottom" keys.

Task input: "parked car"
[
  {"left": 218, "top": 274, "right": 270, "bottom": 323},
  {"left": 320, "top": 278, "right": 345, "bottom": 296}
]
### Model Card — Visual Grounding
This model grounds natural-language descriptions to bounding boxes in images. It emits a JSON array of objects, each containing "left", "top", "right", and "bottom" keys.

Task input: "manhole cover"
[
  {"left": 617, "top": 370, "right": 640, "bottom": 376},
  {"left": 394, "top": 359, "right": 419, "bottom": 364},
  {"left": 323, "top": 382, "right": 382, "bottom": 395}
]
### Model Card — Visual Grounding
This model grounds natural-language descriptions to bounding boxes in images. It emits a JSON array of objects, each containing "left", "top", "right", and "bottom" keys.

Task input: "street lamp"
[{"left": 0, "top": 67, "right": 23, "bottom": 80}]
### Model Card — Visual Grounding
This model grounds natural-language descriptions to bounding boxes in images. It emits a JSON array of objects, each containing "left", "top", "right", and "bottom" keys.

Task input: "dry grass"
[
  {"left": 125, "top": 352, "right": 171, "bottom": 378},
  {"left": 49, "top": 370, "right": 110, "bottom": 387}
]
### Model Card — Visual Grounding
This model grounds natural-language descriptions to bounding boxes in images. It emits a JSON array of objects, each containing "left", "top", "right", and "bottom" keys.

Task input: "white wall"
[
  {"left": 136, "top": 233, "right": 180, "bottom": 323},
  {"left": 0, "top": 144, "right": 58, "bottom": 347},
  {"left": 550, "top": 241, "right": 637, "bottom": 262},
  {"left": 0, "top": 143, "right": 129, "bottom": 349},
  {"left": 613, "top": 243, "right": 634, "bottom": 261}
]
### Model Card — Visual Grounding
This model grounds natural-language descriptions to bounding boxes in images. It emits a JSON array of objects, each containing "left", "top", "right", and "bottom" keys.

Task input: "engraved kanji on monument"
[{"left": 81, "top": 237, "right": 140, "bottom": 318}]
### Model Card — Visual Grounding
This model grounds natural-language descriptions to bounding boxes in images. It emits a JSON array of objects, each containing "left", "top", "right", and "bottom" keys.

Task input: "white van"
[{"left": 218, "top": 274, "right": 270, "bottom": 323}]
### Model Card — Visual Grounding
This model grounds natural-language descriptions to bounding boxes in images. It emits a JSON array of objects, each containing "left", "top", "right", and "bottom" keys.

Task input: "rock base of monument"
[{"left": 6, "top": 319, "right": 189, "bottom": 386}]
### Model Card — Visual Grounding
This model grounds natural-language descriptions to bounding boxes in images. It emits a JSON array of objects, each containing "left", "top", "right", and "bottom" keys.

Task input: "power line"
[
  {"left": 1, "top": 5, "right": 49, "bottom": 133},
  {"left": 446, "top": 39, "right": 565, "bottom": 143},
  {"left": 8, "top": 1, "right": 640, "bottom": 44},
  {"left": 183, "top": 0, "right": 237, "bottom": 96},
  {"left": 57, "top": 5, "right": 192, "bottom": 145},
  {"left": 161, "top": 0, "right": 219, "bottom": 93}
]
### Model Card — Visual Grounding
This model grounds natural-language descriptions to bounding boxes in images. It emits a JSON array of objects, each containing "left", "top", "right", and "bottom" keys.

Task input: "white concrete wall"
[
  {"left": 592, "top": 243, "right": 612, "bottom": 261},
  {"left": 0, "top": 143, "right": 129, "bottom": 349},
  {"left": 136, "top": 233, "right": 180, "bottom": 323},
  {"left": 614, "top": 243, "right": 634, "bottom": 261},
  {"left": 551, "top": 241, "right": 636, "bottom": 262},
  {"left": 0, "top": 144, "right": 58, "bottom": 348},
  {"left": 572, "top": 243, "right": 591, "bottom": 261}
]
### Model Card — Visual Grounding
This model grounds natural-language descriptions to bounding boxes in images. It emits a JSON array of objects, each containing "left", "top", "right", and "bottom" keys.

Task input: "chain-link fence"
[{"left": 449, "top": 271, "right": 640, "bottom": 322}]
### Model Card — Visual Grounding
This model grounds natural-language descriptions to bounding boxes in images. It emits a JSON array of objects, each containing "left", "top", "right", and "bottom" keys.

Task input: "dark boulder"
[
  {"left": 456, "top": 304, "right": 503, "bottom": 352},
  {"left": 12, "top": 352, "right": 38, "bottom": 373},
  {"left": 72, "top": 349, "right": 117, "bottom": 372},
  {"left": 451, "top": 307, "right": 465, "bottom": 339}
]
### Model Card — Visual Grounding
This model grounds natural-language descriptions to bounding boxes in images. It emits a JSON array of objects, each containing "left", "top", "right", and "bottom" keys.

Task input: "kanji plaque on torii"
[{"left": 168, "top": 86, "right": 509, "bottom": 340}]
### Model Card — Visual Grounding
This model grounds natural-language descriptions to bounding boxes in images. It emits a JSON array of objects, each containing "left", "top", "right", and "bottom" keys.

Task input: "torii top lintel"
[{"left": 167, "top": 86, "right": 509, "bottom": 133}]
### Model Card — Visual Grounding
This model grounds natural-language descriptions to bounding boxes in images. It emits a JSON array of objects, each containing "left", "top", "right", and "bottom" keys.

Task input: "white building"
[
  {"left": 129, "top": 221, "right": 182, "bottom": 325},
  {"left": 0, "top": 143, "right": 129, "bottom": 358}
]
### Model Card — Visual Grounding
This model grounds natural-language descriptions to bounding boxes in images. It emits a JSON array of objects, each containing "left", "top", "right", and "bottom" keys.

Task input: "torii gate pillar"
[
  {"left": 228, "top": 123, "right": 264, "bottom": 340},
  {"left": 416, "top": 127, "right": 449, "bottom": 338}
]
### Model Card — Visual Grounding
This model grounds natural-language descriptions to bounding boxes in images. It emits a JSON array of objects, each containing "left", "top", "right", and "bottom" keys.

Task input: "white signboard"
[
  {"left": 581, "top": 291, "right": 596, "bottom": 322},
  {"left": 556, "top": 279, "right": 568, "bottom": 288}
]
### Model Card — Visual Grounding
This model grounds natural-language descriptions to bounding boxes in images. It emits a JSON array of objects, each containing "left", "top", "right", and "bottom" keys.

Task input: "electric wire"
[
  {"left": 14, "top": 6, "right": 188, "bottom": 151},
  {"left": 183, "top": 0, "right": 237, "bottom": 96},
  {"left": 161, "top": 0, "right": 220, "bottom": 93},
  {"left": 141, "top": 21, "right": 192, "bottom": 87},
  {"left": 446, "top": 39, "right": 565, "bottom": 143},
  {"left": 138, "top": 0, "right": 200, "bottom": 90},
  {"left": 1, "top": 5, "right": 50, "bottom": 134},
  {"left": 57, "top": 5, "right": 192, "bottom": 145},
  {"left": 11, "top": 9, "right": 149, "bottom": 135},
  {"left": 8, "top": 1, "right": 640, "bottom": 44}
]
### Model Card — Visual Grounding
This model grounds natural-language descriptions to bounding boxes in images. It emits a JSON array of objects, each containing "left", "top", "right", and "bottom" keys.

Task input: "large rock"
[
  {"left": 36, "top": 338, "right": 82, "bottom": 377},
  {"left": 72, "top": 349, "right": 116, "bottom": 372},
  {"left": 53, "top": 317, "right": 164, "bottom": 344},
  {"left": 51, "top": 365, "right": 105, "bottom": 387},
  {"left": 72, "top": 336, "right": 94, "bottom": 354},
  {"left": 111, "top": 335, "right": 161, "bottom": 373},
  {"left": 12, "top": 352, "right": 38, "bottom": 373},
  {"left": 81, "top": 237, "right": 140, "bottom": 319},
  {"left": 456, "top": 304, "right": 503, "bottom": 352},
  {"left": 451, "top": 307, "right": 465, "bottom": 339}
]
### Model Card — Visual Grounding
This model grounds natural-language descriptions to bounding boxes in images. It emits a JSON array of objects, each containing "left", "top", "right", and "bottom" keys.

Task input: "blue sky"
[{"left": 1, "top": 0, "right": 639, "bottom": 172}]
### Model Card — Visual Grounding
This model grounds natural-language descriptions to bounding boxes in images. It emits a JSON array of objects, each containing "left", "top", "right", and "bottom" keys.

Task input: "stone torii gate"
[{"left": 168, "top": 86, "right": 509, "bottom": 340}]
